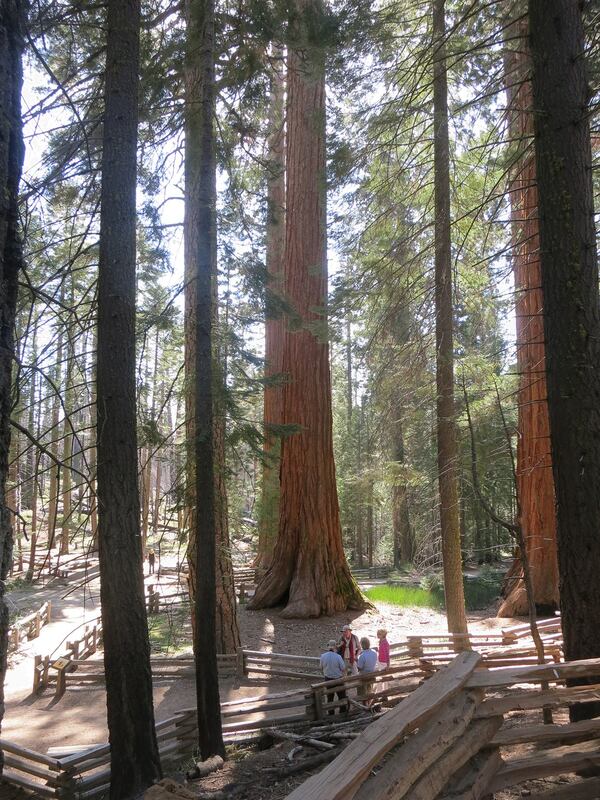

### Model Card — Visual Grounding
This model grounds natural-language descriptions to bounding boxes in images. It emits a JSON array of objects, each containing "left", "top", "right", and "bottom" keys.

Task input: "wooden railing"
[
  {"left": 284, "top": 652, "right": 600, "bottom": 800},
  {"left": 8, "top": 600, "right": 52, "bottom": 650},
  {"left": 33, "top": 618, "right": 103, "bottom": 694}
]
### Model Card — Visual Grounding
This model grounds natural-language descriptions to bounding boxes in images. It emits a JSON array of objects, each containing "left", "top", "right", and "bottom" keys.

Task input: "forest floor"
[{"left": 2, "top": 561, "right": 582, "bottom": 799}]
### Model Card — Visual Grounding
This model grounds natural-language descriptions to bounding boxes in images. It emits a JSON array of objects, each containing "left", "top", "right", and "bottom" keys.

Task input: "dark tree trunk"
[
  {"left": 96, "top": 1, "right": 161, "bottom": 795},
  {"left": 0, "top": 0, "right": 25, "bottom": 764},
  {"left": 184, "top": 0, "right": 226, "bottom": 757},
  {"left": 249, "top": 0, "right": 365, "bottom": 617},
  {"left": 257, "top": 45, "right": 286, "bottom": 570},
  {"left": 392, "top": 414, "right": 412, "bottom": 567},
  {"left": 432, "top": 0, "right": 467, "bottom": 634},
  {"left": 529, "top": 0, "right": 600, "bottom": 720},
  {"left": 499, "top": 12, "right": 559, "bottom": 618}
]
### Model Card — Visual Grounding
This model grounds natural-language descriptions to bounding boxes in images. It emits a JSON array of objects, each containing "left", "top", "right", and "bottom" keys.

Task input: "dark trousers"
[{"left": 326, "top": 688, "right": 347, "bottom": 715}]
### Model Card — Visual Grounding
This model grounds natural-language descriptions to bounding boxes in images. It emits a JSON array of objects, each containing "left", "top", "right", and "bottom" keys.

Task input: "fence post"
[
  {"left": 46, "top": 599, "right": 52, "bottom": 624},
  {"left": 33, "top": 655, "right": 42, "bottom": 692},
  {"left": 313, "top": 686, "right": 325, "bottom": 720},
  {"left": 56, "top": 664, "right": 67, "bottom": 700},
  {"left": 236, "top": 647, "right": 245, "bottom": 678},
  {"left": 408, "top": 636, "right": 423, "bottom": 658}
]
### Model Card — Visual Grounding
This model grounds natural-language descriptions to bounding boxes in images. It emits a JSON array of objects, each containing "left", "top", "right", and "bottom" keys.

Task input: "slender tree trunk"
[
  {"left": 61, "top": 296, "right": 74, "bottom": 556},
  {"left": 432, "top": 0, "right": 467, "bottom": 634},
  {"left": 184, "top": 0, "right": 239, "bottom": 658},
  {"left": 96, "top": 1, "right": 161, "bottom": 794},
  {"left": 0, "top": 0, "right": 26, "bottom": 764},
  {"left": 249, "top": 0, "right": 365, "bottom": 617},
  {"left": 499, "top": 11, "right": 559, "bottom": 617},
  {"left": 392, "top": 414, "right": 412, "bottom": 567},
  {"left": 529, "top": 0, "right": 600, "bottom": 720},
  {"left": 47, "top": 320, "right": 63, "bottom": 552},
  {"left": 184, "top": 0, "right": 226, "bottom": 758},
  {"left": 26, "top": 452, "right": 40, "bottom": 582},
  {"left": 257, "top": 45, "right": 286, "bottom": 570}
]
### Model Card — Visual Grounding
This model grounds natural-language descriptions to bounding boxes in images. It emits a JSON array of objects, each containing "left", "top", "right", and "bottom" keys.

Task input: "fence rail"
[{"left": 8, "top": 600, "right": 52, "bottom": 650}]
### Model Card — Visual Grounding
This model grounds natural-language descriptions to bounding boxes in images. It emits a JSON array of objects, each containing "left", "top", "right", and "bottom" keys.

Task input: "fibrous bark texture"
[
  {"left": 432, "top": 0, "right": 467, "bottom": 634},
  {"left": 257, "top": 45, "right": 286, "bottom": 570},
  {"left": 499, "top": 13, "right": 559, "bottom": 617},
  {"left": 96, "top": 1, "right": 161, "bottom": 795},
  {"left": 183, "top": 0, "right": 239, "bottom": 657},
  {"left": 249, "top": 0, "right": 365, "bottom": 618},
  {"left": 184, "top": 0, "right": 226, "bottom": 757},
  {"left": 529, "top": 0, "right": 600, "bottom": 719},
  {"left": 0, "top": 0, "right": 25, "bottom": 761}
]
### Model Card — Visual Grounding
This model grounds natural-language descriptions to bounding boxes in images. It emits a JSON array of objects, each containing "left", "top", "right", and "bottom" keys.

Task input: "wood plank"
[
  {"left": 492, "top": 718, "right": 600, "bottom": 747},
  {"left": 284, "top": 651, "right": 481, "bottom": 800},
  {"left": 3, "top": 754, "right": 56, "bottom": 782},
  {"left": 354, "top": 691, "right": 481, "bottom": 800},
  {"left": 1, "top": 770, "right": 58, "bottom": 797},
  {"left": 467, "top": 658, "right": 600, "bottom": 689},
  {"left": 0, "top": 739, "right": 61, "bottom": 768},
  {"left": 440, "top": 747, "right": 503, "bottom": 800},
  {"left": 532, "top": 777, "right": 600, "bottom": 799},
  {"left": 476, "top": 684, "right": 600, "bottom": 717},
  {"left": 403, "top": 717, "right": 503, "bottom": 800},
  {"left": 489, "top": 740, "right": 600, "bottom": 793}
]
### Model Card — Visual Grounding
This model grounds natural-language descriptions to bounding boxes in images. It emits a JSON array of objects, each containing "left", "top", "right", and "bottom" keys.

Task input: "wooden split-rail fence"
[
  {"left": 8, "top": 649, "right": 600, "bottom": 800},
  {"left": 33, "top": 618, "right": 103, "bottom": 695},
  {"left": 8, "top": 600, "right": 52, "bottom": 650},
  {"left": 5, "top": 659, "right": 428, "bottom": 798},
  {"left": 285, "top": 652, "right": 600, "bottom": 800}
]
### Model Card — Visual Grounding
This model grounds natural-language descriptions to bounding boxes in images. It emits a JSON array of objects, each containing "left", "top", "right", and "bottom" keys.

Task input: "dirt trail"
[{"left": 4, "top": 559, "right": 517, "bottom": 756}]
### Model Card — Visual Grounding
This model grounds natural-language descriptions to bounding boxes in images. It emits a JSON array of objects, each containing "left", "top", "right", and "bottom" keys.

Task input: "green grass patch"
[
  {"left": 364, "top": 584, "right": 444, "bottom": 609},
  {"left": 148, "top": 607, "right": 192, "bottom": 655},
  {"left": 365, "top": 573, "right": 503, "bottom": 612}
]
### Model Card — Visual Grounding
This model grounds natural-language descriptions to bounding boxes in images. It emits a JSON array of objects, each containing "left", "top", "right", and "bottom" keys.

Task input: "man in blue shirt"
[
  {"left": 357, "top": 636, "right": 377, "bottom": 704},
  {"left": 320, "top": 640, "right": 347, "bottom": 715}
]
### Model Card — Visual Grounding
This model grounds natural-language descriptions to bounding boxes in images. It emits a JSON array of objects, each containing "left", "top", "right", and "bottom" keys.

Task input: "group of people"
[{"left": 319, "top": 624, "right": 390, "bottom": 714}]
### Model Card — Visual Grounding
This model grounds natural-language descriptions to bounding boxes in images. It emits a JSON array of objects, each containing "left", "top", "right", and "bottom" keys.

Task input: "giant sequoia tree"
[
  {"left": 0, "top": 0, "right": 26, "bottom": 758},
  {"left": 250, "top": 0, "right": 364, "bottom": 617},
  {"left": 529, "top": 0, "right": 600, "bottom": 718},
  {"left": 96, "top": 0, "right": 161, "bottom": 794},
  {"left": 499, "top": 13, "right": 559, "bottom": 617}
]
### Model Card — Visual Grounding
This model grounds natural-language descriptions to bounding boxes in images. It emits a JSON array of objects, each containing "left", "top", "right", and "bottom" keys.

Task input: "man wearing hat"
[
  {"left": 320, "top": 640, "right": 347, "bottom": 715},
  {"left": 338, "top": 624, "right": 361, "bottom": 675}
]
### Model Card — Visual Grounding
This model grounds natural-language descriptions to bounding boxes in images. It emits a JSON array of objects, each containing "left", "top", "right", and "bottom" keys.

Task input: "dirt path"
[{"left": 4, "top": 566, "right": 516, "bottom": 756}]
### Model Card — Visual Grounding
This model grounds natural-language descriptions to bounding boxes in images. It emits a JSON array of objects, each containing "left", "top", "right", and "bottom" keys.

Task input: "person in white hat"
[{"left": 338, "top": 623, "right": 361, "bottom": 675}]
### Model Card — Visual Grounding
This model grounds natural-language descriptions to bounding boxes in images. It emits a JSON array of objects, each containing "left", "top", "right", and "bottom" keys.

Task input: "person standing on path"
[
  {"left": 357, "top": 636, "right": 377, "bottom": 703},
  {"left": 376, "top": 627, "right": 390, "bottom": 669},
  {"left": 320, "top": 639, "right": 347, "bottom": 715},
  {"left": 338, "top": 624, "right": 361, "bottom": 675}
]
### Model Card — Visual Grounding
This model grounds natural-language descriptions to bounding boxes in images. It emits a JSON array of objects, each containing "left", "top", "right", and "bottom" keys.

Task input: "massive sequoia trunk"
[
  {"left": 0, "top": 0, "right": 26, "bottom": 759},
  {"left": 184, "top": 0, "right": 226, "bottom": 757},
  {"left": 249, "top": 0, "right": 364, "bottom": 618},
  {"left": 96, "top": 1, "right": 161, "bottom": 795},
  {"left": 529, "top": 0, "right": 600, "bottom": 719},
  {"left": 498, "top": 13, "right": 559, "bottom": 617},
  {"left": 432, "top": 0, "right": 467, "bottom": 634},
  {"left": 184, "top": 0, "right": 239, "bottom": 656},
  {"left": 257, "top": 46, "right": 286, "bottom": 570}
]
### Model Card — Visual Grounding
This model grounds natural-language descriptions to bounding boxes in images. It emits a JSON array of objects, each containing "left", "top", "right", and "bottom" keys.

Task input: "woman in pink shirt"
[{"left": 376, "top": 627, "right": 390, "bottom": 669}]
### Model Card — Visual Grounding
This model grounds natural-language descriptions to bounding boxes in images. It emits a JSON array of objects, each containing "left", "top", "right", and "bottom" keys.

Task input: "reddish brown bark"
[
  {"left": 498, "top": 16, "right": 559, "bottom": 617},
  {"left": 257, "top": 46, "right": 286, "bottom": 570},
  {"left": 249, "top": 0, "right": 365, "bottom": 618}
]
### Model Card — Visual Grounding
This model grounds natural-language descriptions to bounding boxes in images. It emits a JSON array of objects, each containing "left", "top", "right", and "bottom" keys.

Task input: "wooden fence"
[
  {"left": 3, "top": 659, "right": 428, "bottom": 798},
  {"left": 284, "top": 652, "right": 600, "bottom": 800},
  {"left": 8, "top": 600, "right": 52, "bottom": 650},
  {"left": 33, "top": 618, "right": 103, "bottom": 694}
]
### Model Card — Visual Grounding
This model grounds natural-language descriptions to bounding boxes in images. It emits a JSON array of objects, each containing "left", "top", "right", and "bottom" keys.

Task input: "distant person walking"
[
  {"left": 147, "top": 548, "right": 155, "bottom": 575},
  {"left": 338, "top": 624, "right": 361, "bottom": 675},
  {"left": 320, "top": 639, "right": 347, "bottom": 715}
]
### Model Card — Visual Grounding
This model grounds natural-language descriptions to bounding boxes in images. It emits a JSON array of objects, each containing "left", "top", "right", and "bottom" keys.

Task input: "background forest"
[{"left": 2, "top": 0, "right": 600, "bottom": 797}]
